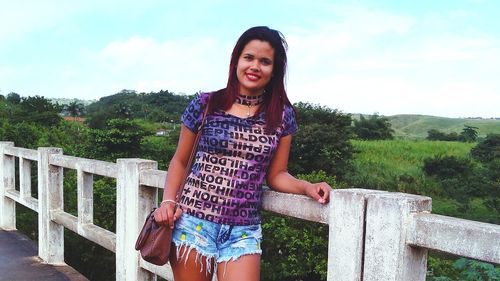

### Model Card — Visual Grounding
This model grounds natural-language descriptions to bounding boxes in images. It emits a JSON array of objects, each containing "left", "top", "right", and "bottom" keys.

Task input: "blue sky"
[{"left": 1, "top": 0, "right": 499, "bottom": 118}]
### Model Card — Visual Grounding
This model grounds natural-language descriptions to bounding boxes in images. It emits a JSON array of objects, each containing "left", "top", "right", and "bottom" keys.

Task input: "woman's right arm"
[{"left": 154, "top": 125, "right": 197, "bottom": 228}]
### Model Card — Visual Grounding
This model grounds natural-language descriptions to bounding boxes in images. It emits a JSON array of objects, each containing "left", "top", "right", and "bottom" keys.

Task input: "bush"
[
  {"left": 423, "top": 156, "right": 474, "bottom": 178},
  {"left": 260, "top": 172, "right": 336, "bottom": 281},
  {"left": 353, "top": 114, "right": 394, "bottom": 140},
  {"left": 471, "top": 133, "right": 500, "bottom": 163}
]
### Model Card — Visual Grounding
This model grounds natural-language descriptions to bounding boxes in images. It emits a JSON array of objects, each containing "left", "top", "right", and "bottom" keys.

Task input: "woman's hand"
[
  {"left": 304, "top": 182, "right": 331, "bottom": 204},
  {"left": 154, "top": 201, "right": 183, "bottom": 229}
]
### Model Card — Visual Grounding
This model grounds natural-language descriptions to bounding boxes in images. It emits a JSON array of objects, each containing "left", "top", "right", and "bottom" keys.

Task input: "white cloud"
[
  {"left": 72, "top": 36, "right": 233, "bottom": 98},
  {"left": 283, "top": 4, "right": 500, "bottom": 118}
]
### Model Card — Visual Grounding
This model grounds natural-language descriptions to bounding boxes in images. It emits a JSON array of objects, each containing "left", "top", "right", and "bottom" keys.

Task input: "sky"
[{"left": 1, "top": 0, "right": 499, "bottom": 118}]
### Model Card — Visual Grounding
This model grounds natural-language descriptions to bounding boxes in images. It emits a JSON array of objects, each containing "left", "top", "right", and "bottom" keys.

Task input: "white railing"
[{"left": 0, "top": 141, "right": 499, "bottom": 281}]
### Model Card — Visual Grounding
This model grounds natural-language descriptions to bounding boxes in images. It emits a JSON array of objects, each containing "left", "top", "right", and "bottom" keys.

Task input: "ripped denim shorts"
[{"left": 171, "top": 213, "right": 262, "bottom": 272}]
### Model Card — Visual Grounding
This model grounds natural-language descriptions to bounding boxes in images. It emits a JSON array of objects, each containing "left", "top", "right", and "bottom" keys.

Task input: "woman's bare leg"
[
  {"left": 217, "top": 254, "right": 260, "bottom": 281},
  {"left": 170, "top": 244, "right": 214, "bottom": 281}
]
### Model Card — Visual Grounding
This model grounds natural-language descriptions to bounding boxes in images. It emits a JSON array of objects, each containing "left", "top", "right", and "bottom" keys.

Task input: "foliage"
[
  {"left": 261, "top": 173, "right": 335, "bottom": 281},
  {"left": 428, "top": 126, "right": 480, "bottom": 143},
  {"left": 85, "top": 89, "right": 191, "bottom": 128},
  {"left": 1, "top": 122, "right": 43, "bottom": 149},
  {"left": 422, "top": 155, "right": 474, "bottom": 178},
  {"left": 88, "top": 118, "right": 154, "bottom": 160},
  {"left": 460, "top": 125, "right": 479, "bottom": 142},
  {"left": 62, "top": 101, "right": 86, "bottom": 118},
  {"left": 7, "top": 92, "right": 21, "bottom": 104},
  {"left": 422, "top": 155, "right": 491, "bottom": 206},
  {"left": 289, "top": 102, "right": 354, "bottom": 180},
  {"left": 427, "top": 129, "right": 460, "bottom": 141},
  {"left": 428, "top": 257, "right": 500, "bottom": 281},
  {"left": 261, "top": 214, "right": 328, "bottom": 281},
  {"left": 346, "top": 140, "right": 474, "bottom": 194},
  {"left": 353, "top": 114, "right": 394, "bottom": 140},
  {"left": 471, "top": 133, "right": 500, "bottom": 163}
]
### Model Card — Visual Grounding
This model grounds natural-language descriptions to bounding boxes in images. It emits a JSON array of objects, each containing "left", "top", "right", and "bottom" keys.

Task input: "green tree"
[
  {"left": 353, "top": 114, "right": 394, "bottom": 140},
  {"left": 261, "top": 172, "right": 336, "bottom": 281},
  {"left": 64, "top": 101, "right": 86, "bottom": 119},
  {"left": 10, "top": 95, "right": 62, "bottom": 126},
  {"left": 459, "top": 125, "right": 479, "bottom": 142},
  {"left": 289, "top": 102, "right": 354, "bottom": 180},
  {"left": 6, "top": 92, "right": 21, "bottom": 104},
  {"left": 427, "top": 129, "right": 459, "bottom": 141},
  {"left": 471, "top": 133, "right": 500, "bottom": 163},
  {"left": 88, "top": 119, "right": 153, "bottom": 160},
  {"left": 1, "top": 122, "right": 43, "bottom": 149}
]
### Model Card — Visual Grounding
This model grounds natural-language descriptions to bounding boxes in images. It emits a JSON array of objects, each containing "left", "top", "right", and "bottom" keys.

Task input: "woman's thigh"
[
  {"left": 217, "top": 254, "right": 260, "bottom": 281},
  {"left": 170, "top": 244, "right": 214, "bottom": 281}
]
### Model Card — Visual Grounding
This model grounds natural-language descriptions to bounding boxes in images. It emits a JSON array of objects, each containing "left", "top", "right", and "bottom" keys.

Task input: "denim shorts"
[{"left": 171, "top": 213, "right": 262, "bottom": 273}]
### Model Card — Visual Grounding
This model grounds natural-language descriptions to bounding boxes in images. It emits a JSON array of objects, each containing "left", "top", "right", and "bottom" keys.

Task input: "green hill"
[{"left": 386, "top": 114, "right": 500, "bottom": 139}]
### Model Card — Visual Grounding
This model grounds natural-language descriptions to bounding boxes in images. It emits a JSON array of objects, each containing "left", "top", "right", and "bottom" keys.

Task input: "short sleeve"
[
  {"left": 280, "top": 105, "right": 298, "bottom": 137},
  {"left": 181, "top": 92, "right": 209, "bottom": 133}
]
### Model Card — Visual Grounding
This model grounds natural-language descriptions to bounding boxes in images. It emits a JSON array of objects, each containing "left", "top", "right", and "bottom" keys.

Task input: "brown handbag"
[
  {"left": 135, "top": 96, "right": 209, "bottom": 265},
  {"left": 134, "top": 209, "right": 172, "bottom": 265}
]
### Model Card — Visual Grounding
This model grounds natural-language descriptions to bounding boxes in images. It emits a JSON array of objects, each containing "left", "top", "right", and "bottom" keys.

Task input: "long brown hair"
[{"left": 208, "top": 26, "right": 293, "bottom": 134}]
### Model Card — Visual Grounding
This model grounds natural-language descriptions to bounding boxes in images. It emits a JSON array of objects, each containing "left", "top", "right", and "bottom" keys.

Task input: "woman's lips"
[{"left": 245, "top": 73, "right": 260, "bottom": 81}]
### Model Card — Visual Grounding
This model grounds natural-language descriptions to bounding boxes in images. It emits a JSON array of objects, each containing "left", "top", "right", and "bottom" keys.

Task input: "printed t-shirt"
[{"left": 179, "top": 92, "right": 298, "bottom": 225}]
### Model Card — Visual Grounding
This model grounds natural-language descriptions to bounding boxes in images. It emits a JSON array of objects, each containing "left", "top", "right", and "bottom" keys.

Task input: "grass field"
[
  {"left": 347, "top": 139, "right": 475, "bottom": 194},
  {"left": 387, "top": 114, "right": 500, "bottom": 139}
]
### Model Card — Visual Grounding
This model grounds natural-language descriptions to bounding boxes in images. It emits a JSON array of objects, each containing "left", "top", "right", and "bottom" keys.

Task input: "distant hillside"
[{"left": 386, "top": 114, "right": 500, "bottom": 139}]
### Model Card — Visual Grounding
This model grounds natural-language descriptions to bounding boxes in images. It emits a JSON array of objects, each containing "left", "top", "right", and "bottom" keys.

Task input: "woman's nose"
[{"left": 249, "top": 61, "right": 259, "bottom": 71}]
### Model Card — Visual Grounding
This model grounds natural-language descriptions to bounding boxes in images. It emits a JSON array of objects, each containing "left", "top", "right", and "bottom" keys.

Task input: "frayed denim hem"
[
  {"left": 173, "top": 240, "right": 218, "bottom": 275},
  {"left": 172, "top": 240, "right": 262, "bottom": 280}
]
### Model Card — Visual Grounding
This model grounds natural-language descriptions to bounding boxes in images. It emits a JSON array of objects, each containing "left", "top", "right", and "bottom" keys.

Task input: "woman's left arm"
[{"left": 266, "top": 135, "right": 331, "bottom": 204}]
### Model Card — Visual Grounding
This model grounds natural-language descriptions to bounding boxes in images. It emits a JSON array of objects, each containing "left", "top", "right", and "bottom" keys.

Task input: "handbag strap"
[{"left": 174, "top": 95, "right": 210, "bottom": 202}]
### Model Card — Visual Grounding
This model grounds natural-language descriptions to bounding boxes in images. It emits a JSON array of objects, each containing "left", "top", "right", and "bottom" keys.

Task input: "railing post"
[
  {"left": 0, "top": 141, "right": 15, "bottom": 230},
  {"left": 363, "top": 192, "right": 432, "bottom": 281},
  {"left": 116, "top": 159, "right": 157, "bottom": 281},
  {"left": 327, "top": 189, "right": 384, "bottom": 281},
  {"left": 38, "top": 147, "right": 65, "bottom": 264}
]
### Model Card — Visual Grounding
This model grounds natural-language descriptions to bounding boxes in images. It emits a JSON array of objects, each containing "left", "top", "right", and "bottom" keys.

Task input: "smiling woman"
[{"left": 152, "top": 26, "right": 332, "bottom": 281}]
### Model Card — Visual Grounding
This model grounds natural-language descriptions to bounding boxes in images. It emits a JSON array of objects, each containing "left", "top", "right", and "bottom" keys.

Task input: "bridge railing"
[{"left": 0, "top": 142, "right": 499, "bottom": 281}]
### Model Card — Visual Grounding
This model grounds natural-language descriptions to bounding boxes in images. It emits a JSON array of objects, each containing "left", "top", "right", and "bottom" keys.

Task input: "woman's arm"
[
  {"left": 266, "top": 135, "right": 331, "bottom": 204},
  {"left": 155, "top": 125, "right": 197, "bottom": 228}
]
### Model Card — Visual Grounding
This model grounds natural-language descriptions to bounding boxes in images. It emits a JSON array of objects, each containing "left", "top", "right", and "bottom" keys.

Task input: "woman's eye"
[{"left": 261, "top": 59, "right": 272, "bottom": 65}]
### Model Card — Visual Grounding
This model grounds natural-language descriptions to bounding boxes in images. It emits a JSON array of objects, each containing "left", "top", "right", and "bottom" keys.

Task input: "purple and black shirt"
[{"left": 179, "top": 92, "right": 298, "bottom": 225}]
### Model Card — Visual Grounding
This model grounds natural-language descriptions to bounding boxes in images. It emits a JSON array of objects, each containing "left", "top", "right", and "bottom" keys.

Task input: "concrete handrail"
[{"left": 1, "top": 142, "right": 499, "bottom": 281}]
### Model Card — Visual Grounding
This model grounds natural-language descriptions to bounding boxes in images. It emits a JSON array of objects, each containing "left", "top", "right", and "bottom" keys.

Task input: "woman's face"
[{"left": 236, "top": 39, "right": 275, "bottom": 96}]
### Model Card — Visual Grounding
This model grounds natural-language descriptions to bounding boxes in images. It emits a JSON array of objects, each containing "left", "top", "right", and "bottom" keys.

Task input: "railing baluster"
[
  {"left": 0, "top": 141, "right": 15, "bottom": 230},
  {"left": 38, "top": 147, "right": 64, "bottom": 265},
  {"left": 116, "top": 159, "right": 158, "bottom": 281},
  {"left": 327, "top": 189, "right": 386, "bottom": 281},
  {"left": 363, "top": 193, "right": 432, "bottom": 281}
]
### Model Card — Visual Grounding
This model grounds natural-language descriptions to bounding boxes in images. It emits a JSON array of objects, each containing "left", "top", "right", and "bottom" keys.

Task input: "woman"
[{"left": 154, "top": 26, "right": 331, "bottom": 281}]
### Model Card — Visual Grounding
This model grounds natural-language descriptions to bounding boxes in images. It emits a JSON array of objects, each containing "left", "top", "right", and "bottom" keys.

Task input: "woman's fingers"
[
  {"left": 306, "top": 182, "right": 331, "bottom": 204},
  {"left": 318, "top": 183, "right": 331, "bottom": 203},
  {"left": 154, "top": 203, "right": 177, "bottom": 227}
]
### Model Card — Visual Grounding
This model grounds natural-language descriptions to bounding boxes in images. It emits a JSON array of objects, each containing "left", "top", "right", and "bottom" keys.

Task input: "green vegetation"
[
  {"left": 1, "top": 91, "right": 499, "bottom": 281},
  {"left": 387, "top": 114, "right": 500, "bottom": 139},
  {"left": 353, "top": 114, "right": 394, "bottom": 140},
  {"left": 346, "top": 140, "right": 474, "bottom": 194}
]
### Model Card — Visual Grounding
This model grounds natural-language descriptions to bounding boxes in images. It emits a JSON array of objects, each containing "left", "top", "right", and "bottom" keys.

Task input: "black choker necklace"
[
  {"left": 235, "top": 94, "right": 264, "bottom": 117},
  {"left": 236, "top": 93, "right": 264, "bottom": 106}
]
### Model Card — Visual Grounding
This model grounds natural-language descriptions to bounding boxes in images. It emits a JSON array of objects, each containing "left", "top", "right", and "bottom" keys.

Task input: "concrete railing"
[{"left": 0, "top": 142, "right": 499, "bottom": 281}]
